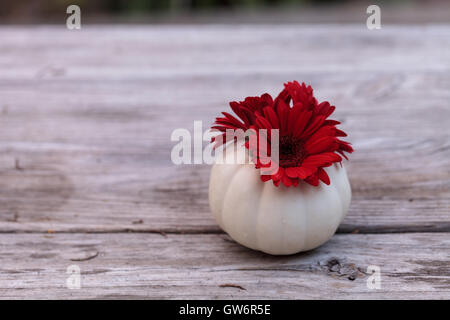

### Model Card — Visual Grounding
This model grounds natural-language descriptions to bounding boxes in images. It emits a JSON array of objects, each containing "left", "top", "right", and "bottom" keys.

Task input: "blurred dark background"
[{"left": 0, "top": 0, "right": 449, "bottom": 23}]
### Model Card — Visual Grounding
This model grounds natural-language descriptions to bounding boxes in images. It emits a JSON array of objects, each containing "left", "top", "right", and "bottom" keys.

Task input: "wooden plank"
[
  {"left": 0, "top": 26, "right": 449, "bottom": 233},
  {"left": 0, "top": 233, "right": 448, "bottom": 299}
]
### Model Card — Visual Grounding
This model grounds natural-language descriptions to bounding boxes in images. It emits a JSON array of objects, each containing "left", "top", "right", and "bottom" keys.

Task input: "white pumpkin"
[{"left": 209, "top": 142, "right": 351, "bottom": 255}]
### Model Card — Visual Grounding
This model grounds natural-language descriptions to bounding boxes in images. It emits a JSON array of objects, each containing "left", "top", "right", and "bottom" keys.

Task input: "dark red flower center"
[{"left": 279, "top": 135, "right": 306, "bottom": 168}]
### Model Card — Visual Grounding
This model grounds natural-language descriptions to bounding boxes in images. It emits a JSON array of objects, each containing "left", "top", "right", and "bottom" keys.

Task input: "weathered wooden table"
[{"left": 0, "top": 25, "right": 449, "bottom": 299}]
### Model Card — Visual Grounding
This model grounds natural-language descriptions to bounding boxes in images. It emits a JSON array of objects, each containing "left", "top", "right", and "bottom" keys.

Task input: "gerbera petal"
[
  {"left": 293, "top": 111, "right": 312, "bottom": 137},
  {"left": 304, "top": 136, "right": 338, "bottom": 155},
  {"left": 275, "top": 99, "right": 290, "bottom": 135},
  {"left": 221, "top": 112, "right": 246, "bottom": 129},
  {"left": 300, "top": 115, "right": 326, "bottom": 138},
  {"left": 285, "top": 167, "right": 298, "bottom": 178},
  {"left": 285, "top": 166, "right": 316, "bottom": 179},
  {"left": 337, "top": 149, "right": 349, "bottom": 160},
  {"left": 263, "top": 106, "right": 280, "bottom": 129},
  {"left": 260, "top": 93, "right": 274, "bottom": 106},
  {"left": 255, "top": 114, "right": 272, "bottom": 130},
  {"left": 229, "top": 102, "right": 249, "bottom": 125},
  {"left": 316, "top": 102, "right": 336, "bottom": 118},
  {"left": 307, "top": 125, "right": 336, "bottom": 141},
  {"left": 338, "top": 140, "right": 354, "bottom": 153},
  {"left": 287, "top": 103, "right": 303, "bottom": 134},
  {"left": 282, "top": 174, "right": 293, "bottom": 187},
  {"left": 335, "top": 129, "right": 347, "bottom": 137},
  {"left": 302, "top": 152, "right": 342, "bottom": 167},
  {"left": 305, "top": 174, "right": 319, "bottom": 186},
  {"left": 273, "top": 167, "right": 284, "bottom": 181},
  {"left": 317, "top": 167, "right": 330, "bottom": 185},
  {"left": 324, "top": 119, "right": 341, "bottom": 126}
]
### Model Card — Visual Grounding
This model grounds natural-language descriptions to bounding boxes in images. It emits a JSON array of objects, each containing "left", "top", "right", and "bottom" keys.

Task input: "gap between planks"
[{"left": 0, "top": 228, "right": 450, "bottom": 235}]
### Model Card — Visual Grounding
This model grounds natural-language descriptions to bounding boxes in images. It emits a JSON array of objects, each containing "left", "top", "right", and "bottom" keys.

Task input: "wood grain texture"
[
  {"left": 0, "top": 233, "right": 448, "bottom": 299},
  {"left": 0, "top": 26, "right": 449, "bottom": 233},
  {"left": 0, "top": 25, "right": 449, "bottom": 299}
]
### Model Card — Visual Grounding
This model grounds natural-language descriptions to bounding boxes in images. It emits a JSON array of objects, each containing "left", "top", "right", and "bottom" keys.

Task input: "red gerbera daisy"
[{"left": 211, "top": 81, "right": 353, "bottom": 187}]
